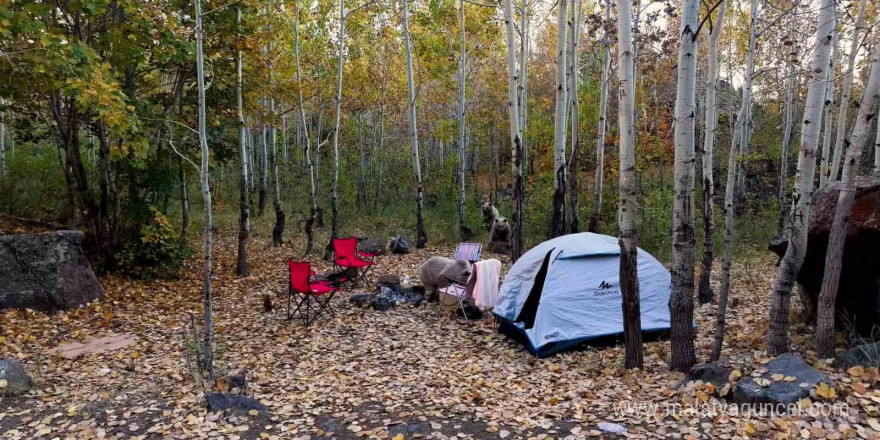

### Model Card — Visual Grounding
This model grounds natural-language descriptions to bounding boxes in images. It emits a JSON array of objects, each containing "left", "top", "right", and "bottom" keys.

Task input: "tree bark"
[
  {"left": 589, "top": 0, "right": 612, "bottom": 234},
  {"left": 567, "top": 0, "right": 583, "bottom": 234},
  {"left": 235, "top": 6, "right": 250, "bottom": 276},
  {"left": 777, "top": 5, "right": 797, "bottom": 232},
  {"left": 819, "top": 39, "right": 838, "bottom": 188},
  {"left": 875, "top": 115, "right": 880, "bottom": 174},
  {"left": 324, "top": 0, "right": 346, "bottom": 260},
  {"left": 827, "top": 0, "right": 867, "bottom": 185},
  {"left": 292, "top": 0, "right": 319, "bottom": 257},
  {"left": 0, "top": 98, "right": 5, "bottom": 179},
  {"left": 697, "top": 0, "right": 726, "bottom": 305},
  {"left": 270, "top": 97, "right": 285, "bottom": 247},
  {"left": 519, "top": 0, "right": 529, "bottom": 177},
  {"left": 816, "top": 44, "right": 880, "bottom": 359},
  {"left": 458, "top": 0, "right": 467, "bottom": 238},
  {"left": 179, "top": 157, "right": 190, "bottom": 243},
  {"left": 403, "top": 0, "right": 427, "bottom": 248},
  {"left": 712, "top": 97, "right": 748, "bottom": 361},
  {"left": 768, "top": 0, "right": 836, "bottom": 356},
  {"left": 549, "top": 0, "right": 569, "bottom": 239},
  {"left": 194, "top": 0, "right": 214, "bottom": 382},
  {"left": 616, "top": 0, "right": 642, "bottom": 370},
  {"left": 258, "top": 118, "right": 268, "bottom": 217},
  {"left": 668, "top": 0, "right": 700, "bottom": 372},
  {"left": 504, "top": 0, "right": 524, "bottom": 262}
]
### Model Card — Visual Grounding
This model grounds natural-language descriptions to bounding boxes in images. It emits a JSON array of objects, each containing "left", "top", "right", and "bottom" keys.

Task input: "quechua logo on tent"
[{"left": 593, "top": 280, "right": 619, "bottom": 297}]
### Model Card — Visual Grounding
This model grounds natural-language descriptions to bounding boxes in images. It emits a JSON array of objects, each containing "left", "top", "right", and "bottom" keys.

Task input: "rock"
[
  {"left": 769, "top": 174, "right": 880, "bottom": 335},
  {"left": 686, "top": 360, "right": 733, "bottom": 391},
  {"left": 0, "top": 359, "right": 31, "bottom": 396},
  {"left": 733, "top": 354, "right": 832, "bottom": 405},
  {"left": 390, "top": 235, "right": 413, "bottom": 254},
  {"left": 0, "top": 231, "right": 103, "bottom": 313},
  {"left": 357, "top": 237, "right": 386, "bottom": 256},
  {"left": 597, "top": 422, "right": 627, "bottom": 434},
  {"left": 833, "top": 342, "right": 880, "bottom": 369},
  {"left": 204, "top": 393, "right": 267, "bottom": 416},
  {"left": 377, "top": 274, "right": 401, "bottom": 286}
]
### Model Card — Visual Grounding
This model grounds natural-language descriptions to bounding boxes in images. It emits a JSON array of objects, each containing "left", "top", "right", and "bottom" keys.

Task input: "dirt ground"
[{"left": 1, "top": 228, "right": 877, "bottom": 439}]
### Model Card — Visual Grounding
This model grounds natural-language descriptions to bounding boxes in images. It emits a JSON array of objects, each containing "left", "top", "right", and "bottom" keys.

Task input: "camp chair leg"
[
  {"left": 458, "top": 296, "right": 470, "bottom": 325},
  {"left": 314, "top": 293, "right": 336, "bottom": 319}
]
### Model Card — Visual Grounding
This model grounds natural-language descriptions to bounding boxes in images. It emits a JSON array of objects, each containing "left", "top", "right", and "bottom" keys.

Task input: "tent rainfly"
[{"left": 494, "top": 232, "right": 671, "bottom": 357}]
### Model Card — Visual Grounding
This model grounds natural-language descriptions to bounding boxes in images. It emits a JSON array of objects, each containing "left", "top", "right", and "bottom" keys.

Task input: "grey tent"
[{"left": 494, "top": 232, "right": 671, "bottom": 357}]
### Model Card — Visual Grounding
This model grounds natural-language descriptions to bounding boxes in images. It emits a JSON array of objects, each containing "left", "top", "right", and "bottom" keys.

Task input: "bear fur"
[
  {"left": 481, "top": 202, "right": 499, "bottom": 232},
  {"left": 488, "top": 217, "right": 511, "bottom": 254},
  {"left": 418, "top": 257, "right": 472, "bottom": 299}
]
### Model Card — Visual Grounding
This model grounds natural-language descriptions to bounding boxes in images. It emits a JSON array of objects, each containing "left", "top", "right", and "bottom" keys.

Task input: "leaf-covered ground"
[{"left": 1, "top": 227, "right": 878, "bottom": 439}]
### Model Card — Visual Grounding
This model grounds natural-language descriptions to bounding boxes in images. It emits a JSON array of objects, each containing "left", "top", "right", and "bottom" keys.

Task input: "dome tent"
[{"left": 494, "top": 232, "right": 671, "bottom": 357}]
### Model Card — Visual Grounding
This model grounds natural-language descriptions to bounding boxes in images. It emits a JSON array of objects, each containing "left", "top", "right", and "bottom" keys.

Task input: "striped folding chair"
[{"left": 454, "top": 242, "right": 482, "bottom": 264}]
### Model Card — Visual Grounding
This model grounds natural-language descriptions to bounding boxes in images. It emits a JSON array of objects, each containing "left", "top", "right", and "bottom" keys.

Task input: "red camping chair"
[
  {"left": 287, "top": 261, "right": 339, "bottom": 325},
  {"left": 332, "top": 237, "right": 375, "bottom": 287}
]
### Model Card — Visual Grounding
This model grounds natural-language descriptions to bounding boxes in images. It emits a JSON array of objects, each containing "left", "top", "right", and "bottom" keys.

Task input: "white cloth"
[{"left": 472, "top": 259, "right": 502, "bottom": 309}]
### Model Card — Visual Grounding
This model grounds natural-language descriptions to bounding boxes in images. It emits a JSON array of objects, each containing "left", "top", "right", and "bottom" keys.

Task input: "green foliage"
[{"left": 117, "top": 206, "right": 191, "bottom": 278}]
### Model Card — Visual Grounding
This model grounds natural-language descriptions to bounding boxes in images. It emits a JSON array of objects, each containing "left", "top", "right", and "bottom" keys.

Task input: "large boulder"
[
  {"left": 769, "top": 174, "right": 880, "bottom": 334},
  {"left": 204, "top": 393, "right": 268, "bottom": 416},
  {"left": 0, "top": 231, "right": 103, "bottom": 313},
  {"left": 733, "top": 354, "right": 832, "bottom": 405},
  {"left": 0, "top": 359, "right": 31, "bottom": 396}
]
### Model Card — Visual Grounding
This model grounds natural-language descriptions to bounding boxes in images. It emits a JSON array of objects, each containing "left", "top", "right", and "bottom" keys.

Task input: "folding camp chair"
[
  {"left": 443, "top": 277, "right": 474, "bottom": 324},
  {"left": 454, "top": 242, "right": 482, "bottom": 263},
  {"left": 332, "top": 237, "right": 375, "bottom": 287},
  {"left": 287, "top": 260, "right": 339, "bottom": 326}
]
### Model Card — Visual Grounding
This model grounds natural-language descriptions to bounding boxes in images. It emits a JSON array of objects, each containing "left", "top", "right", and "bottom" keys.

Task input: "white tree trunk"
[
  {"left": 828, "top": 0, "right": 867, "bottom": 184},
  {"left": 270, "top": 96, "right": 285, "bottom": 247},
  {"left": 235, "top": 6, "right": 249, "bottom": 277},
  {"left": 816, "top": 44, "right": 880, "bottom": 358},
  {"left": 567, "top": 0, "right": 583, "bottom": 233},
  {"left": 194, "top": 0, "right": 214, "bottom": 382},
  {"left": 291, "top": 0, "right": 319, "bottom": 257},
  {"left": 518, "top": 0, "right": 529, "bottom": 177},
  {"left": 697, "top": 0, "right": 726, "bottom": 305},
  {"left": 325, "top": 0, "right": 345, "bottom": 259},
  {"left": 668, "top": 0, "right": 700, "bottom": 373},
  {"left": 875, "top": 116, "right": 880, "bottom": 174},
  {"left": 504, "top": 0, "right": 524, "bottom": 260},
  {"left": 819, "top": 37, "right": 837, "bottom": 188},
  {"left": 589, "top": 0, "right": 612, "bottom": 234},
  {"left": 768, "top": 0, "right": 836, "bottom": 356},
  {"left": 549, "top": 0, "right": 568, "bottom": 238},
  {"left": 458, "top": 0, "right": 467, "bottom": 236},
  {"left": 712, "top": 102, "right": 747, "bottom": 361},
  {"left": 0, "top": 97, "right": 5, "bottom": 179},
  {"left": 777, "top": 5, "right": 797, "bottom": 231},
  {"left": 616, "top": 0, "right": 642, "bottom": 369},
  {"left": 403, "top": 0, "right": 427, "bottom": 247}
]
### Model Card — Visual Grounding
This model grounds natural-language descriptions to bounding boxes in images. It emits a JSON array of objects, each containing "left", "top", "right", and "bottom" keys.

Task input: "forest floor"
[{"left": 0, "top": 220, "right": 878, "bottom": 440}]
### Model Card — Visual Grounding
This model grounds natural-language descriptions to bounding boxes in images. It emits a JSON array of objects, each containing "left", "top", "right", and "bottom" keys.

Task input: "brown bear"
[
  {"left": 418, "top": 257, "right": 472, "bottom": 300},
  {"left": 488, "top": 216, "right": 511, "bottom": 254}
]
